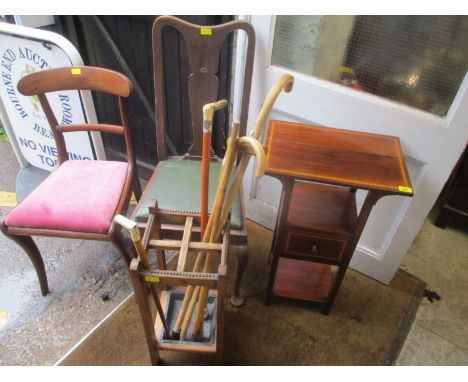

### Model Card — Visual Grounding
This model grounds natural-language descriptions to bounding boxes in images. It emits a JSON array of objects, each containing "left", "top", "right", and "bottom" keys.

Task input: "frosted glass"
[{"left": 272, "top": 16, "right": 468, "bottom": 117}]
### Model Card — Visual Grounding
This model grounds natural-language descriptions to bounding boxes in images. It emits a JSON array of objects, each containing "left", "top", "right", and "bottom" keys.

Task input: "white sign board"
[{"left": 0, "top": 22, "right": 105, "bottom": 171}]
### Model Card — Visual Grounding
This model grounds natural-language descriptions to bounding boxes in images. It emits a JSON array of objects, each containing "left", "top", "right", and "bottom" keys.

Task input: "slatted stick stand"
[{"left": 114, "top": 200, "right": 230, "bottom": 365}]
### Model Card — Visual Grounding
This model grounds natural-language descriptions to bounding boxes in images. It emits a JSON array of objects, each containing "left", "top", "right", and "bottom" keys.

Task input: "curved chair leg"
[
  {"left": 230, "top": 244, "right": 248, "bottom": 307},
  {"left": 1, "top": 224, "right": 49, "bottom": 296}
]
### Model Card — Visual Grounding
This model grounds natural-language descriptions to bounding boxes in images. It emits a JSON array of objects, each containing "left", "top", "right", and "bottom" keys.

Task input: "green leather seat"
[{"left": 133, "top": 159, "right": 243, "bottom": 229}]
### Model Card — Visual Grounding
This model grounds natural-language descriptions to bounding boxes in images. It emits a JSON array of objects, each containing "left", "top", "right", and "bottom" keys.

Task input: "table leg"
[
  {"left": 265, "top": 178, "right": 294, "bottom": 304},
  {"left": 323, "top": 191, "right": 384, "bottom": 314}
]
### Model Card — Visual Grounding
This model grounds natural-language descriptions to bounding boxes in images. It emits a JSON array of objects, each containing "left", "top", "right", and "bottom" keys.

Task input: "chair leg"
[
  {"left": 1, "top": 224, "right": 49, "bottom": 296},
  {"left": 133, "top": 168, "right": 143, "bottom": 202},
  {"left": 230, "top": 244, "right": 248, "bottom": 307}
]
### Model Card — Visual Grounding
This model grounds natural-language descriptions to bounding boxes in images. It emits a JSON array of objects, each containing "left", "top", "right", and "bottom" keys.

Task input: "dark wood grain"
[
  {"left": 283, "top": 231, "right": 347, "bottom": 264},
  {"left": 56, "top": 123, "right": 124, "bottom": 135},
  {"left": 76, "top": 15, "right": 153, "bottom": 166},
  {"left": 17, "top": 66, "right": 132, "bottom": 97},
  {"left": 266, "top": 120, "right": 413, "bottom": 195},
  {"left": 287, "top": 181, "right": 357, "bottom": 237},
  {"left": 273, "top": 258, "right": 333, "bottom": 303}
]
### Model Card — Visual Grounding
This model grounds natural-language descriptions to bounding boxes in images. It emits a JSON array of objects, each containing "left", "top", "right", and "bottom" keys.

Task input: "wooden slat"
[
  {"left": 158, "top": 212, "right": 201, "bottom": 225},
  {"left": 142, "top": 210, "right": 155, "bottom": 250},
  {"left": 148, "top": 239, "right": 222, "bottom": 253},
  {"left": 157, "top": 341, "right": 216, "bottom": 354},
  {"left": 164, "top": 25, "right": 183, "bottom": 155},
  {"left": 177, "top": 216, "right": 193, "bottom": 272},
  {"left": 17, "top": 66, "right": 132, "bottom": 97},
  {"left": 148, "top": 201, "right": 166, "bottom": 271},
  {"left": 141, "top": 270, "right": 218, "bottom": 288},
  {"left": 178, "top": 28, "right": 192, "bottom": 153},
  {"left": 6, "top": 226, "right": 108, "bottom": 241},
  {"left": 56, "top": 123, "right": 124, "bottom": 135}
]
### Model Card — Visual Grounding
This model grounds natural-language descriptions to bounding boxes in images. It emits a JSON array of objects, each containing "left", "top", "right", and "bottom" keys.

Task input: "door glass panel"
[{"left": 271, "top": 16, "right": 468, "bottom": 117}]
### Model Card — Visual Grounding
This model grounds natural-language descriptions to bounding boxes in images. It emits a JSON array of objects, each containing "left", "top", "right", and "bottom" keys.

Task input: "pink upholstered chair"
[{"left": 0, "top": 66, "right": 141, "bottom": 296}]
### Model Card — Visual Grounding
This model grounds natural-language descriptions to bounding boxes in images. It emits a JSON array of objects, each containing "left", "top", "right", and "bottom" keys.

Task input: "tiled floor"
[{"left": 396, "top": 218, "right": 468, "bottom": 365}]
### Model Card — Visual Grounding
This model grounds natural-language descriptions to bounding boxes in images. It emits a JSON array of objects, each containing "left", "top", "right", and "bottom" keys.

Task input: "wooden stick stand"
[{"left": 127, "top": 201, "right": 230, "bottom": 365}]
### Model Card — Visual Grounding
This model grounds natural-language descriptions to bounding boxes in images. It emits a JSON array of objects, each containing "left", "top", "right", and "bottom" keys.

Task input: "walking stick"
[
  {"left": 176, "top": 74, "right": 295, "bottom": 340},
  {"left": 219, "top": 74, "right": 294, "bottom": 228},
  {"left": 170, "top": 99, "right": 227, "bottom": 340},
  {"left": 201, "top": 100, "right": 228, "bottom": 236},
  {"left": 191, "top": 135, "right": 266, "bottom": 339},
  {"left": 191, "top": 74, "right": 294, "bottom": 339},
  {"left": 178, "top": 121, "right": 241, "bottom": 340}
]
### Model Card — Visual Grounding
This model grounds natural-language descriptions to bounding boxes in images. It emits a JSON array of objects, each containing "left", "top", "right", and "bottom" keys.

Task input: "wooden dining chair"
[
  {"left": 0, "top": 66, "right": 142, "bottom": 296},
  {"left": 131, "top": 16, "right": 255, "bottom": 306}
]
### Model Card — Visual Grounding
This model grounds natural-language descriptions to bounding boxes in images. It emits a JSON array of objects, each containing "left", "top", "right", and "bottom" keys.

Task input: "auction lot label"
[{"left": 0, "top": 33, "right": 95, "bottom": 171}]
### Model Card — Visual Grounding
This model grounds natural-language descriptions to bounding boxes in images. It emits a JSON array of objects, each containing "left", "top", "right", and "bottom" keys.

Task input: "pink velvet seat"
[{"left": 6, "top": 160, "right": 128, "bottom": 234}]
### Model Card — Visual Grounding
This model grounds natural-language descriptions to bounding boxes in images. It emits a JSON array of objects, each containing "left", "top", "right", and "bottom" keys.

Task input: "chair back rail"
[
  {"left": 17, "top": 66, "right": 135, "bottom": 168},
  {"left": 56, "top": 124, "right": 124, "bottom": 135},
  {"left": 17, "top": 66, "right": 132, "bottom": 97},
  {"left": 152, "top": 15, "right": 255, "bottom": 160}
]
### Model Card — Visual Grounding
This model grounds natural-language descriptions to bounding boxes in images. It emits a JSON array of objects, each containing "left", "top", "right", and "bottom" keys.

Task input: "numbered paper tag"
[
  {"left": 398, "top": 186, "right": 413, "bottom": 193},
  {"left": 144, "top": 275, "right": 160, "bottom": 283},
  {"left": 0, "top": 191, "right": 17, "bottom": 207},
  {"left": 200, "top": 28, "right": 212, "bottom": 36}
]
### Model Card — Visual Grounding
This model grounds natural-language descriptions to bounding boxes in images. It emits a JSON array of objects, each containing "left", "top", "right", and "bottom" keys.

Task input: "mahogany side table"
[{"left": 264, "top": 120, "right": 413, "bottom": 314}]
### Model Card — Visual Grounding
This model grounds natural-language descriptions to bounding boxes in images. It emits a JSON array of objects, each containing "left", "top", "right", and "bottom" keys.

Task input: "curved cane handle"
[
  {"left": 202, "top": 99, "right": 228, "bottom": 127},
  {"left": 238, "top": 136, "right": 266, "bottom": 177},
  {"left": 113, "top": 215, "right": 151, "bottom": 269},
  {"left": 252, "top": 74, "right": 294, "bottom": 139},
  {"left": 114, "top": 214, "right": 140, "bottom": 241}
]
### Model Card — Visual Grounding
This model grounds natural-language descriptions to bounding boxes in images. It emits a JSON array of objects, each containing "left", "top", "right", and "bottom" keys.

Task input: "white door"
[{"left": 242, "top": 15, "right": 468, "bottom": 283}]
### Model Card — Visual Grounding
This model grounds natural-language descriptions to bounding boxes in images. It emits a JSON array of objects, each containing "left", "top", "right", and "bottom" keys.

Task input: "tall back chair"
[
  {"left": 132, "top": 16, "right": 255, "bottom": 306},
  {"left": 153, "top": 16, "right": 255, "bottom": 159},
  {"left": 1, "top": 66, "right": 142, "bottom": 296}
]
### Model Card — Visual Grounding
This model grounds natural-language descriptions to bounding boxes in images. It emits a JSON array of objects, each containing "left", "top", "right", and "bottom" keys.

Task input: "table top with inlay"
[{"left": 265, "top": 120, "right": 413, "bottom": 196}]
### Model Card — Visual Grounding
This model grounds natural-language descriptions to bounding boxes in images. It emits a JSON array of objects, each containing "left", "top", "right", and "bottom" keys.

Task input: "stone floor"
[{"left": 397, "top": 219, "right": 468, "bottom": 365}]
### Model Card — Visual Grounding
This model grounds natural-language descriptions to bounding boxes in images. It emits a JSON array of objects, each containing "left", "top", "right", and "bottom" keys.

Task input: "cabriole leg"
[{"left": 230, "top": 244, "right": 248, "bottom": 307}]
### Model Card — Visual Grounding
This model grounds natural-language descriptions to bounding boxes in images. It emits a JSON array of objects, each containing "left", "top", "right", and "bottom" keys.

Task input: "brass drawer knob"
[{"left": 310, "top": 244, "right": 320, "bottom": 254}]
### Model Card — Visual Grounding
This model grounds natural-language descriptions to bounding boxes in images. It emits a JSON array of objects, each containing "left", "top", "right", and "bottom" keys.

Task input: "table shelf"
[
  {"left": 272, "top": 258, "right": 335, "bottom": 304},
  {"left": 286, "top": 181, "right": 357, "bottom": 238}
]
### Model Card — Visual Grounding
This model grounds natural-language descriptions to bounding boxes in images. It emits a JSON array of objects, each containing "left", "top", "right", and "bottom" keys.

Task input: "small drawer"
[{"left": 284, "top": 232, "right": 347, "bottom": 262}]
